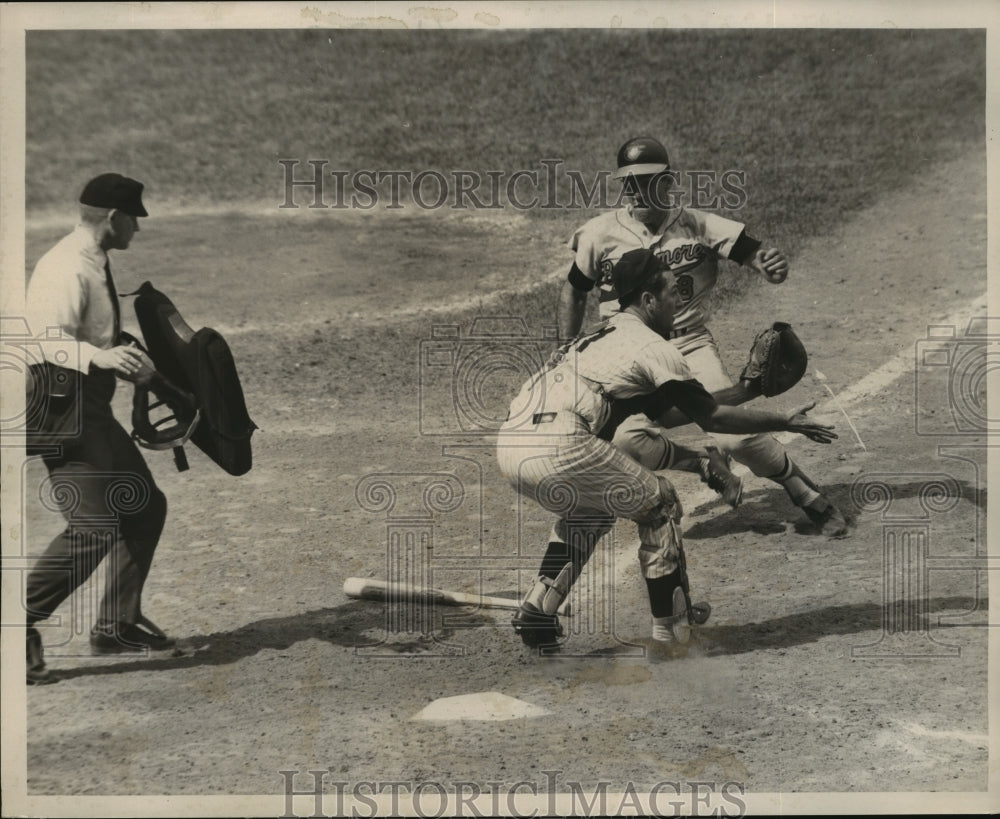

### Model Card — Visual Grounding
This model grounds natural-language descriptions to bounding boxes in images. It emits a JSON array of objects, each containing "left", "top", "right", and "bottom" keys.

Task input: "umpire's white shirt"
[
  {"left": 26, "top": 225, "right": 116, "bottom": 373},
  {"left": 508, "top": 312, "right": 693, "bottom": 435}
]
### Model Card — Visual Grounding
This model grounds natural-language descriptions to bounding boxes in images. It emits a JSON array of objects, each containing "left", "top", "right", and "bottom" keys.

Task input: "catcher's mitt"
[{"left": 739, "top": 322, "right": 808, "bottom": 397}]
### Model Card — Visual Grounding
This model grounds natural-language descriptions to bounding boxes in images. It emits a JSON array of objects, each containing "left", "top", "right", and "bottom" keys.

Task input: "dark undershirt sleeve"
[
  {"left": 567, "top": 262, "right": 597, "bottom": 292},
  {"left": 596, "top": 378, "right": 717, "bottom": 441},
  {"left": 663, "top": 379, "right": 718, "bottom": 422},
  {"left": 729, "top": 230, "right": 762, "bottom": 266}
]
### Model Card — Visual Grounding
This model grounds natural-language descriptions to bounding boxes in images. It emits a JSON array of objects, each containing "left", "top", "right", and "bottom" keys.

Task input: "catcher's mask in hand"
[
  {"left": 131, "top": 375, "right": 200, "bottom": 450},
  {"left": 120, "top": 331, "right": 201, "bottom": 470}
]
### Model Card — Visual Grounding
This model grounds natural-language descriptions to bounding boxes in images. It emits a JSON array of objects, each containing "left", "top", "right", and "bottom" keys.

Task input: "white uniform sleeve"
[
  {"left": 635, "top": 339, "right": 693, "bottom": 388},
  {"left": 26, "top": 262, "right": 101, "bottom": 373},
  {"left": 691, "top": 209, "right": 747, "bottom": 260}
]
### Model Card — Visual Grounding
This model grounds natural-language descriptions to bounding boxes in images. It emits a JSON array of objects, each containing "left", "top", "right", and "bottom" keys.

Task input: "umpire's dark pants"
[{"left": 25, "top": 370, "right": 167, "bottom": 628}]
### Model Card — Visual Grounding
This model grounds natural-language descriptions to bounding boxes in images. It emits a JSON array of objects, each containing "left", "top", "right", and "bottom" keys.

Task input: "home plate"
[{"left": 411, "top": 692, "right": 550, "bottom": 721}]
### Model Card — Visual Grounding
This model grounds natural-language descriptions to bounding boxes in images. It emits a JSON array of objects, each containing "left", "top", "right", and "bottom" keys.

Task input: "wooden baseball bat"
[{"left": 342, "top": 577, "right": 572, "bottom": 616}]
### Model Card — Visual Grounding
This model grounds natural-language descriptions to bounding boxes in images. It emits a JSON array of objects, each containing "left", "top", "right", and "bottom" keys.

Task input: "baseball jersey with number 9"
[{"left": 570, "top": 205, "right": 747, "bottom": 331}]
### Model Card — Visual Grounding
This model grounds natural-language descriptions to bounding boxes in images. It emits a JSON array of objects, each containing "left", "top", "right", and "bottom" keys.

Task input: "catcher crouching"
[
  {"left": 558, "top": 136, "right": 849, "bottom": 538},
  {"left": 497, "top": 248, "right": 839, "bottom": 650}
]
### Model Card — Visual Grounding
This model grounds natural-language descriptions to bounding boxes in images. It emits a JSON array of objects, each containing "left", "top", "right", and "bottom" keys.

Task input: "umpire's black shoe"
[
  {"left": 512, "top": 603, "right": 563, "bottom": 648},
  {"left": 90, "top": 620, "right": 176, "bottom": 654},
  {"left": 26, "top": 627, "right": 57, "bottom": 685}
]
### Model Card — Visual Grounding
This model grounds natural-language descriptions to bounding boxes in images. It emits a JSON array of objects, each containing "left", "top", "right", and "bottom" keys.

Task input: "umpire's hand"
[{"left": 91, "top": 345, "right": 148, "bottom": 379}]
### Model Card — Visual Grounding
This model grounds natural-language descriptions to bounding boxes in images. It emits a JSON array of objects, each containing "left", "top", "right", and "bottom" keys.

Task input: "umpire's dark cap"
[
  {"left": 612, "top": 248, "right": 663, "bottom": 303},
  {"left": 79, "top": 173, "right": 148, "bottom": 217}
]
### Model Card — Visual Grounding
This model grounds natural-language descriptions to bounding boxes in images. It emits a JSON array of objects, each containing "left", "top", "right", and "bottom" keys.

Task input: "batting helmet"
[{"left": 613, "top": 137, "right": 670, "bottom": 179}]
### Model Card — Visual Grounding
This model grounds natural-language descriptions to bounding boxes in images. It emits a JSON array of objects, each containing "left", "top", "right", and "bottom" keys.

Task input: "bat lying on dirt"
[{"left": 343, "top": 577, "right": 572, "bottom": 616}]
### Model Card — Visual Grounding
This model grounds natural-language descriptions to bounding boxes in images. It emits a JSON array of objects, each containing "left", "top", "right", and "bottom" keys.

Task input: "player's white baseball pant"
[
  {"left": 496, "top": 411, "right": 682, "bottom": 579},
  {"left": 611, "top": 325, "right": 788, "bottom": 479}
]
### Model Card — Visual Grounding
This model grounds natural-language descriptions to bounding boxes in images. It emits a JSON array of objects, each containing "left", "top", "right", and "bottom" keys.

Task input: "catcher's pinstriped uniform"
[
  {"left": 497, "top": 310, "right": 710, "bottom": 586},
  {"left": 507, "top": 246, "right": 840, "bottom": 648},
  {"left": 558, "top": 136, "right": 849, "bottom": 538},
  {"left": 568, "top": 203, "right": 791, "bottom": 477}
]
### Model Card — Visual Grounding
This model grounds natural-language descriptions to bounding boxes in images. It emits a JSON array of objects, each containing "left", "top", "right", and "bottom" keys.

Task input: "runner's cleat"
[
  {"left": 801, "top": 495, "right": 850, "bottom": 538},
  {"left": 699, "top": 447, "right": 743, "bottom": 508}
]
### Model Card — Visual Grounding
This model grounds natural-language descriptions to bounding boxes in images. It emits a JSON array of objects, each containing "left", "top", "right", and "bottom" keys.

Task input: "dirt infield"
[{"left": 15, "top": 140, "right": 988, "bottom": 812}]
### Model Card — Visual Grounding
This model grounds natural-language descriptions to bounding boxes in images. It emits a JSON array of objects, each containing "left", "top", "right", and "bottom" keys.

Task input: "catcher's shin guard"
[
  {"left": 511, "top": 603, "right": 564, "bottom": 648},
  {"left": 636, "top": 476, "right": 685, "bottom": 580},
  {"left": 648, "top": 521, "right": 710, "bottom": 644},
  {"left": 512, "top": 545, "right": 578, "bottom": 648},
  {"left": 523, "top": 561, "right": 573, "bottom": 616}
]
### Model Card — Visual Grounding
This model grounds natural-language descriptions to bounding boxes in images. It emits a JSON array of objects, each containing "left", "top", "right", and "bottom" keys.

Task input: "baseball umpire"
[
  {"left": 557, "top": 137, "right": 849, "bottom": 537},
  {"left": 24, "top": 173, "right": 174, "bottom": 684},
  {"left": 497, "top": 248, "right": 838, "bottom": 648}
]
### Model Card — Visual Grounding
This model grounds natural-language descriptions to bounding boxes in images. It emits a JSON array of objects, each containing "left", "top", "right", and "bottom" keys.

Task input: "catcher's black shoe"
[
  {"left": 90, "top": 619, "right": 176, "bottom": 654},
  {"left": 699, "top": 447, "right": 743, "bottom": 508},
  {"left": 802, "top": 495, "right": 850, "bottom": 538},
  {"left": 511, "top": 603, "right": 563, "bottom": 648},
  {"left": 26, "top": 627, "right": 57, "bottom": 685}
]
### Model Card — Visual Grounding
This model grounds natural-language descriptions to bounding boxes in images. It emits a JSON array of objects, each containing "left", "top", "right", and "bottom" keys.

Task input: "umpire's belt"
[{"left": 531, "top": 411, "right": 559, "bottom": 425}]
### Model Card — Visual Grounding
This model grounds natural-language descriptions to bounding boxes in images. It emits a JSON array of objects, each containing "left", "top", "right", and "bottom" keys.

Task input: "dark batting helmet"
[{"left": 613, "top": 137, "right": 670, "bottom": 179}]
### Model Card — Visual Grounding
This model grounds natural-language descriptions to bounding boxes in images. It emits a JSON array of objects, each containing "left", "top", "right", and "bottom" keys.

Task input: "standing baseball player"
[
  {"left": 498, "top": 248, "right": 838, "bottom": 648},
  {"left": 557, "top": 136, "right": 848, "bottom": 537},
  {"left": 24, "top": 173, "right": 174, "bottom": 685}
]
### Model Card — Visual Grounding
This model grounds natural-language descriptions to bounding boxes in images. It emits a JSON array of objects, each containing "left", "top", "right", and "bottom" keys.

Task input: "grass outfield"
[
  {"left": 25, "top": 28, "right": 985, "bottom": 403},
  {"left": 28, "top": 29, "right": 983, "bottom": 245}
]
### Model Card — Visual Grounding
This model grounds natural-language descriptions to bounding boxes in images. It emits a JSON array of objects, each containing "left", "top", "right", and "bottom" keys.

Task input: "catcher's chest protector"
[{"left": 132, "top": 282, "right": 257, "bottom": 475}]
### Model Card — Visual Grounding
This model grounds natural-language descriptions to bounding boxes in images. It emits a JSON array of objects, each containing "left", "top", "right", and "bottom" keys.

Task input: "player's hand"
[
  {"left": 754, "top": 247, "right": 788, "bottom": 284},
  {"left": 91, "top": 345, "right": 148, "bottom": 379},
  {"left": 784, "top": 401, "right": 838, "bottom": 444}
]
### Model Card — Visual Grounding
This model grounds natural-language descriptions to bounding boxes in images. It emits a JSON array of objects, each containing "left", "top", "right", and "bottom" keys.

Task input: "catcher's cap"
[
  {"left": 79, "top": 173, "right": 148, "bottom": 217},
  {"left": 613, "top": 136, "right": 670, "bottom": 179},
  {"left": 611, "top": 247, "right": 663, "bottom": 303}
]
